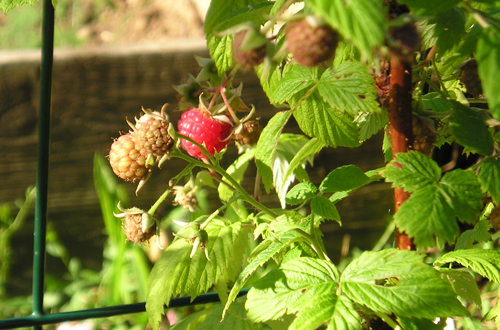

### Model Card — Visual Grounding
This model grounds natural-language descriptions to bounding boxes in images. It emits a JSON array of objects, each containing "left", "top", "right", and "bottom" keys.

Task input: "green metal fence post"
[{"left": 32, "top": 0, "right": 54, "bottom": 328}]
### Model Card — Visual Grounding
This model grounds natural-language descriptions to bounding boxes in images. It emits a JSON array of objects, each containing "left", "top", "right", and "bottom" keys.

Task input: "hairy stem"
[{"left": 388, "top": 55, "right": 415, "bottom": 250}]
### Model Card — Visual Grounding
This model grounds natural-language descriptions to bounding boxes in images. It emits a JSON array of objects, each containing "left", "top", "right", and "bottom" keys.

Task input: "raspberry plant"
[
  {"left": 106, "top": 0, "right": 500, "bottom": 329},
  {"left": 3, "top": 0, "right": 500, "bottom": 327}
]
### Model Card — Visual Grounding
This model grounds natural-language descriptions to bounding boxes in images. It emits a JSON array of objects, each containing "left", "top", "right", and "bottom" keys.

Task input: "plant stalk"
[{"left": 388, "top": 55, "right": 415, "bottom": 250}]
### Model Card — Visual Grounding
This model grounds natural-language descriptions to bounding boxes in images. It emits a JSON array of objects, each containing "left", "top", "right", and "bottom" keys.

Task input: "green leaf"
[
  {"left": 308, "top": 0, "right": 385, "bottom": 61},
  {"left": 420, "top": 7, "right": 466, "bottom": 56},
  {"left": 223, "top": 233, "right": 302, "bottom": 319},
  {"left": 218, "top": 149, "right": 255, "bottom": 202},
  {"left": 341, "top": 249, "right": 469, "bottom": 319},
  {"left": 245, "top": 257, "right": 359, "bottom": 330},
  {"left": 282, "top": 137, "right": 326, "bottom": 189},
  {"left": 396, "top": 317, "right": 446, "bottom": 330},
  {"left": 397, "top": 0, "right": 461, "bottom": 15},
  {"left": 478, "top": 157, "right": 500, "bottom": 204},
  {"left": 355, "top": 110, "right": 388, "bottom": 141},
  {"left": 438, "top": 269, "right": 482, "bottom": 306},
  {"left": 311, "top": 196, "right": 341, "bottom": 223},
  {"left": 395, "top": 185, "right": 459, "bottom": 248},
  {"left": 255, "top": 111, "right": 292, "bottom": 193},
  {"left": 385, "top": 163, "right": 482, "bottom": 248},
  {"left": 292, "top": 89, "right": 360, "bottom": 148},
  {"left": 477, "top": 27, "right": 500, "bottom": 121},
  {"left": 286, "top": 182, "right": 317, "bottom": 206},
  {"left": 318, "top": 62, "right": 381, "bottom": 115},
  {"left": 319, "top": 164, "right": 370, "bottom": 193},
  {"left": 382, "top": 151, "right": 441, "bottom": 193},
  {"left": 274, "top": 134, "right": 312, "bottom": 208},
  {"left": 147, "top": 221, "right": 242, "bottom": 330},
  {"left": 440, "top": 169, "right": 483, "bottom": 224},
  {"left": 269, "top": 66, "right": 317, "bottom": 105},
  {"left": 205, "top": 0, "right": 263, "bottom": 74},
  {"left": 214, "top": 2, "right": 273, "bottom": 32},
  {"left": 434, "top": 249, "right": 500, "bottom": 283},
  {"left": 455, "top": 220, "right": 492, "bottom": 250},
  {"left": 449, "top": 101, "right": 494, "bottom": 156},
  {"left": 0, "top": 0, "right": 37, "bottom": 13}
]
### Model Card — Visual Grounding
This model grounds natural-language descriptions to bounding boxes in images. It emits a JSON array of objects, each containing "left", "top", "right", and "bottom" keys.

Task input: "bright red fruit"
[{"left": 177, "top": 109, "right": 233, "bottom": 159}]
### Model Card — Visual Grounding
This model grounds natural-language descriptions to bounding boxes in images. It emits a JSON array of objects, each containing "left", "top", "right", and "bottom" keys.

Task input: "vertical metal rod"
[{"left": 32, "top": 0, "right": 55, "bottom": 327}]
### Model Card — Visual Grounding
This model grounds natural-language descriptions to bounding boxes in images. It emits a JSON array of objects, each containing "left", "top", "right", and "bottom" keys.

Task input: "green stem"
[
  {"left": 200, "top": 195, "right": 242, "bottom": 230},
  {"left": 292, "top": 228, "right": 329, "bottom": 260},
  {"left": 373, "top": 311, "right": 400, "bottom": 329},
  {"left": 170, "top": 149, "right": 278, "bottom": 218}
]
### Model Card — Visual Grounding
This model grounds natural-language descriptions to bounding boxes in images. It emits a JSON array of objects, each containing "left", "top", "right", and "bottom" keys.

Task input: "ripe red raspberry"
[
  {"left": 177, "top": 109, "right": 233, "bottom": 159},
  {"left": 286, "top": 17, "right": 338, "bottom": 67},
  {"left": 133, "top": 109, "right": 173, "bottom": 158},
  {"left": 233, "top": 30, "right": 266, "bottom": 70},
  {"left": 108, "top": 133, "right": 149, "bottom": 182},
  {"left": 460, "top": 59, "right": 483, "bottom": 96}
]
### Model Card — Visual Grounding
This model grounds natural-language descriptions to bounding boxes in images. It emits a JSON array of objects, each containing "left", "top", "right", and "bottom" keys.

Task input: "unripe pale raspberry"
[
  {"left": 461, "top": 59, "right": 483, "bottom": 96},
  {"left": 122, "top": 213, "right": 155, "bottom": 244},
  {"left": 134, "top": 111, "right": 174, "bottom": 158},
  {"left": 233, "top": 30, "right": 266, "bottom": 70},
  {"left": 108, "top": 133, "right": 149, "bottom": 182},
  {"left": 177, "top": 109, "right": 233, "bottom": 159},
  {"left": 286, "top": 17, "right": 338, "bottom": 67}
]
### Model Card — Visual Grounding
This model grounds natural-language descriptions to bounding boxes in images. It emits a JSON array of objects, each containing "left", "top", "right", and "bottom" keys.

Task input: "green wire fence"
[{"left": 0, "top": 0, "right": 246, "bottom": 328}]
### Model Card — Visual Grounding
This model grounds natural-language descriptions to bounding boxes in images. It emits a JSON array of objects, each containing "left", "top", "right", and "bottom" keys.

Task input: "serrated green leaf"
[
  {"left": 477, "top": 27, "right": 500, "bottom": 121},
  {"left": 397, "top": 0, "right": 461, "bottom": 15},
  {"left": 292, "top": 90, "right": 360, "bottom": 148},
  {"left": 147, "top": 221, "right": 242, "bottom": 330},
  {"left": 440, "top": 169, "right": 483, "bottom": 224},
  {"left": 286, "top": 182, "right": 317, "bottom": 206},
  {"left": 422, "top": 93, "right": 454, "bottom": 113},
  {"left": 218, "top": 149, "right": 255, "bottom": 202},
  {"left": 256, "top": 111, "right": 292, "bottom": 193},
  {"left": 318, "top": 63, "right": 380, "bottom": 115},
  {"left": 311, "top": 196, "right": 341, "bottom": 223},
  {"left": 395, "top": 186, "right": 459, "bottom": 248},
  {"left": 355, "top": 110, "right": 388, "bottom": 141},
  {"left": 384, "top": 154, "right": 483, "bottom": 248},
  {"left": 319, "top": 164, "right": 370, "bottom": 193},
  {"left": 455, "top": 220, "right": 492, "bottom": 250},
  {"left": 205, "top": 0, "right": 263, "bottom": 74},
  {"left": 382, "top": 151, "right": 441, "bottom": 193},
  {"left": 214, "top": 2, "right": 273, "bottom": 32},
  {"left": 438, "top": 269, "right": 482, "bottom": 306},
  {"left": 246, "top": 257, "right": 357, "bottom": 330},
  {"left": 223, "top": 233, "right": 302, "bottom": 319},
  {"left": 308, "top": 0, "right": 385, "bottom": 61},
  {"left": 341, "top": 249, "right": 469, "bottom": 319},
  {"left": 478, "top": 157, "right": 500, "bottom": 205},
  {"left": 434, "top": 249, "right": 500, "bottom": 283},
  {"left": 449, "top": 101, "right": 494, "bottom": 156},
  {"left": 420, "top": 7, "right": 466, "bottom": 56},
  {"left": 282, "top": 137, "right": 326, "bottom": 189},
  {"left": 269, "top": 66, "right": 317, "bottom": 104}
]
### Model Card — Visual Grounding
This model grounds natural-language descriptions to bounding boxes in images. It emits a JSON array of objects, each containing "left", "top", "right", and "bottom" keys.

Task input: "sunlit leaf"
[{"left": 434, "top": 249, "right": 500, "bottom": 283}]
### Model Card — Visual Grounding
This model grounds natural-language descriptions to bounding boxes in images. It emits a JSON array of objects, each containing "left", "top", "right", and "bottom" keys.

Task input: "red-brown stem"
[{"left": 388, "top": 55, "right": 415, "bottom": 250}]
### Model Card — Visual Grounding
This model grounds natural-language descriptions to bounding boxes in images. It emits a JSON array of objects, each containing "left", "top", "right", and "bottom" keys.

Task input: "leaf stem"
[{"left": 373, "top": 311, "right": 400, "bottom": 329}]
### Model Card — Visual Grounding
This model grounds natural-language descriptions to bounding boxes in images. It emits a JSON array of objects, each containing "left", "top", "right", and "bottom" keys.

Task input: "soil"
[{"left": 76, "top": 0, "right": 208, "bottom": 45}]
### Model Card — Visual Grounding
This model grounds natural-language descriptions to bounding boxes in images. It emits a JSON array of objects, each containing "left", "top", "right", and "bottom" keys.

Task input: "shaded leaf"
[
  {"left": 397, "top": 0, "right": 461, "bottom": 15},
  {"left": 477, "top": 28, "right": 500, "bottom": 121},
  {"left": 420, "top": 7, "right": 466, "bottom": 56},
  {"left": 478, "top": 157, "right": 500, "bottom": 204},
  {"left": 311, "top": 196, "right": 341, "bottom": 223},
  {"left": 438, "top": 269, "right": 482, "bottom": 306},
  {"left": 455, "top": 220, "right": 492, "bottom": 250}
]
